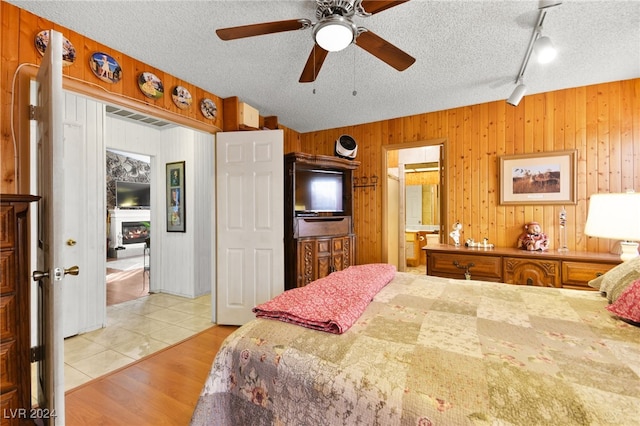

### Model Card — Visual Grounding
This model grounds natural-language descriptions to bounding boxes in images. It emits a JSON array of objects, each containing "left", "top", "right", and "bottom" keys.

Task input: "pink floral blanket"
[{"left": 252, "top": 263, "right": 396, "bottom": 334}]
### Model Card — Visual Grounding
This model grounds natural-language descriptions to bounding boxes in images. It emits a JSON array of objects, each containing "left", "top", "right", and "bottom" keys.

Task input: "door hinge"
[
  {"left": 30, "top": 345, "right": 44, "bottom": 362},
  {"left": 29, "top": 105, "right": 37, "bottom": 121}
]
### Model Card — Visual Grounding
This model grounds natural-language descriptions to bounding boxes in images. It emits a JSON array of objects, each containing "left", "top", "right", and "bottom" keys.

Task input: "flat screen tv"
[
  {"left": 295, "top": 169, "right": 343, "bottom": 215},
  {"left": 116, "top": 181, "right": 150, "bottom": 209}
]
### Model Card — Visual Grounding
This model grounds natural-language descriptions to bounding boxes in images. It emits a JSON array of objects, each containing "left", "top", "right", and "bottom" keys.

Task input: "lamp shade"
[
  {"left": 313, "top": 16, "right": 355, "bottom": 52},
  {"left": 584, "top": 193, "right": 640, "bottom": 241}
]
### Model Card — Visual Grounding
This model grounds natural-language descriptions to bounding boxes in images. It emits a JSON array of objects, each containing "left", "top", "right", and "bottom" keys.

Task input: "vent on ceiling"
[{"left": 106, "top": 105, "right": 175, "bottom": 130}]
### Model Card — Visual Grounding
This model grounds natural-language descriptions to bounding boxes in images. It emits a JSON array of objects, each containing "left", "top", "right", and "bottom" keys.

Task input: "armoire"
[{"left": 283, "top": 152, "right": 360, "bottom": 290}]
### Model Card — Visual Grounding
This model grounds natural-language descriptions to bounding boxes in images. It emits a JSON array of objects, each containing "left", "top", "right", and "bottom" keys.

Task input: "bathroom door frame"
[{"left": 381, "top": 138, "right": 447, "bottom": 269}]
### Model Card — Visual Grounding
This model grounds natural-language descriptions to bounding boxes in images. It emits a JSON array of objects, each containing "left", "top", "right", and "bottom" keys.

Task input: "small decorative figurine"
[
  {"left": 465, "top": 237, "right": 494, "bottom": 249},
  {"left": 450, "top": 222, "right": 462, "bottom": 246},
  {"left": 517, "top": 221, "right": 549, "bottom": 251}
]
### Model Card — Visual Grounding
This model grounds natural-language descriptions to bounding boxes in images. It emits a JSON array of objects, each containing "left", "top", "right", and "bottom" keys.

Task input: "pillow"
[
  {"left": 606, "top": 277, "right": 640, "bottom": 325},
  {"left": 588, "top": 256, "right": 640, "bottom": 303}
]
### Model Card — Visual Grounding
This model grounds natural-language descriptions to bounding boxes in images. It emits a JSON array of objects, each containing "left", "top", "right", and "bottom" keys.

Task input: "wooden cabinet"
[
  {"left": 405, "top": 232, "right": 420, "bottom": 267},
  {"left": 425, "top": 244, "right": 620, "bottom": 290},
  {"left": 1, "top": 194, "right": 39, "bottom": 425},
  {"left": 284, "top": 153, "right": 359, "bottom": 289},
  {"left": 296, "top": 235, "right": 355, "bottom": 287}
]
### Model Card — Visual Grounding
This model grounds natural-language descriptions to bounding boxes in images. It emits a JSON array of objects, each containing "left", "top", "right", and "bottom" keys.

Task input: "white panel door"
[
  {"left": 60, "top": 93, "right": 106, "bottom": 338},
  {"left": 60, "top": 122, "right": 83, "bottom": 337},
  {"left": 216, "top": 130, "right": 284, "bottom": 325},
  {"left": 34, "top": 29, "right": 67, "bottom": 425}
]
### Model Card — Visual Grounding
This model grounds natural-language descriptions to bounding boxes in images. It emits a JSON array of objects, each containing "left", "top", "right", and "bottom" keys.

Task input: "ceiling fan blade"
[
  {"left": 360, "top": 0, "right": 410, "bottom": 15},
  {"left": 216, "top": 19, "right": 311, "bottom": 41},
  {"left": 299, "top": 45, "right": 329, "bottom": 83},
  {"left": 355, "top": 30, "right": 415, "bottom": 71}
]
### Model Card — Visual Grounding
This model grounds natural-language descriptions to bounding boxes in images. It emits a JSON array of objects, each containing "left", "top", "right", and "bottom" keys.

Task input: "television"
[
  {"left": 294, "top": 169, "right": 343, "bottom": 215},
  {"left": 116, "top": 181, "right": 151, "bottom": 209}
]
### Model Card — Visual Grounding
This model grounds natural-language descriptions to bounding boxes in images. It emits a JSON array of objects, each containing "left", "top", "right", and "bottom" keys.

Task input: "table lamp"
[{"left": 584, "top": 192, "right": 640, "bottom": 261}]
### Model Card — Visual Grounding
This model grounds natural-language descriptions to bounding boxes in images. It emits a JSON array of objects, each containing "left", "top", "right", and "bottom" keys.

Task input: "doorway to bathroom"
[{"left": 382, "top": 139, "right": 447, "bottom": 272}]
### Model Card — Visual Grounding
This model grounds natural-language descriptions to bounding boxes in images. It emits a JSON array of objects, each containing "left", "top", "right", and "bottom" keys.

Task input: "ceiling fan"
[{"left": 216, "top": 0, "right": 415, "bottom": 83}]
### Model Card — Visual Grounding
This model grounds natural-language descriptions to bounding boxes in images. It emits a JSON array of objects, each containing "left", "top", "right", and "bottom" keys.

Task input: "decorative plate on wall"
[
  {"left": 200, "top": 98, "right": 217, "bottom": 120},
  {"left": 138, "top": 72, "right": 164, "bottom": 100},
  {"left": 35, "top": 30, "right": 76, "bottom": 66},
  {"left": 172, "top": 86, "right": 193, "bottom": 110},
  {"left": 89, "top": 52, "right": 122, "bottom": 84}
]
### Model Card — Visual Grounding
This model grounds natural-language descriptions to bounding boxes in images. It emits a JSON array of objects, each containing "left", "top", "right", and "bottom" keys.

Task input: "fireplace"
[
  {"left": 109, "top": 209, "right": 150, "bottom": 258},
  {"left": 121, "top": 221, "right": 150, "bottom": 245}
]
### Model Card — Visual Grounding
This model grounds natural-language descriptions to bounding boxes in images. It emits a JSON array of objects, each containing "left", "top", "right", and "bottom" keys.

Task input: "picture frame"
[
  {"left": 499, "top": 150, "right": 577, "bottom": 205},
  {"left": 166, "top": 161, "right": 185, "bottom": 232}
]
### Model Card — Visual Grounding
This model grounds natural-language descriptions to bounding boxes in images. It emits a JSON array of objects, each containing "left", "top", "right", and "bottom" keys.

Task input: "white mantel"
[{"left": 108, "top": 208, "right": 150, "bottom": 258}]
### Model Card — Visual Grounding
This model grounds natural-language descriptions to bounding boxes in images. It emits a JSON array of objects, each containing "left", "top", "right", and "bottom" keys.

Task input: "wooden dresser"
[
  {"left": 424, "top": 243, "right": 621, "bottom": 290},
  {"left": 1, "top": 194, "right": 39, "bottom": 425}
]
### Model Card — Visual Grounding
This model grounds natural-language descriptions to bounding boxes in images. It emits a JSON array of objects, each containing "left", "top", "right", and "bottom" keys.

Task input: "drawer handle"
[
  {"left": 453, "top": 260, "right": 475, "bottom": 280},
  {"left": 303, "top": 217, "right": 345, "bottom": 222}
]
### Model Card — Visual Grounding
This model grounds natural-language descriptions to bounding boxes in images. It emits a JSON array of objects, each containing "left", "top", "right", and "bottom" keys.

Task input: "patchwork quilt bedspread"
[{"left": 191, "top": 273, "right": 640, "bottom": 425}]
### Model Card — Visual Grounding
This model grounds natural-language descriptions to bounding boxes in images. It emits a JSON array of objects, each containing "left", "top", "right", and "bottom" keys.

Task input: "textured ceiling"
[{"left": 8, "top": 0, "right": 640, "bottom": 133}]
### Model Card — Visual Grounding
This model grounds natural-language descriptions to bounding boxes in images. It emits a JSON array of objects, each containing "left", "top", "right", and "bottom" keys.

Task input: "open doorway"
[
  {"left": 382, "top": 139, "right": 446, "bottom": 271},
  {"left": 27, "top": 90, "right": 216, "bottom": 391},
  {"left": 105, "top": 148, "right": 152, "bottom": 305}
]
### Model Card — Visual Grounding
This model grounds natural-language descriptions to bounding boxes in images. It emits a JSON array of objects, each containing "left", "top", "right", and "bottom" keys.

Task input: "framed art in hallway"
[
  {"left": 499, "top": 150, "right": 577, "bottom": 205},
  {"left": 166, "top": 161, "right": 185, "bottom": 232}
]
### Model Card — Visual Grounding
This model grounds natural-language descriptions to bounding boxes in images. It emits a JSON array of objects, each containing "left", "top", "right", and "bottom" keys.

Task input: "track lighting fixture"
[
  {"left": 506, "top": 1, "right": 561, "bottom": 106},
  {"left": 533, "top": 36, "right": 557, "bottom": 63},
  {"left": 507, "top": 82, "right": 527, "bottom": 106}
]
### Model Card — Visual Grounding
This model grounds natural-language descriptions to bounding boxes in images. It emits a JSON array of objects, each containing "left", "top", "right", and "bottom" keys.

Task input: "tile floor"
[{"left": 64, "top": 256, "right": 213, "bottom": 391}]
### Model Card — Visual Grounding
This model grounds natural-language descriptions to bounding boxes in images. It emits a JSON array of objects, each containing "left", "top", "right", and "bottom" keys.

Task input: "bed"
[{"left": 191, "top": 263, "right": 640, "bottom": 425}]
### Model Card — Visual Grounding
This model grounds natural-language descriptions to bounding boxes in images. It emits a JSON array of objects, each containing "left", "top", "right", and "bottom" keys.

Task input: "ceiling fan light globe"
[{"left": 314, "top": 17, "right": 355, "bottom": 52}]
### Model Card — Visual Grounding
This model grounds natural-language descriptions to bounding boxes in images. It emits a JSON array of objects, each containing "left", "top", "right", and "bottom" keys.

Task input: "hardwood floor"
[
  {"left": 107, "top": 267, "right": 148, "bottom": 305},
  {"left": 65, "top": 324, "right": 238, "bottom": 425}
]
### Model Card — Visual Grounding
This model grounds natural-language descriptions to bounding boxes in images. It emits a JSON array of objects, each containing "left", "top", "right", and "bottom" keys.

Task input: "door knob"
[
  {"left": 64, "top": 265, "right": 79, "bottom": 276},
  {"left": 66, "top": 239, "right": 77, "bottom": 246},
  {"left": 32, "top": 266, "right": 79, "bottom": 282}
]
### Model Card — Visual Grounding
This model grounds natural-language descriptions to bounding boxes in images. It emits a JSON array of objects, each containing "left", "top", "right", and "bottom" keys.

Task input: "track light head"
[
  {"left": 507, "top": 83, "right": 527, "bottom": 106},
  {"left": 534, "top": 36, "right": 557, "bottom": 63},
  {"left": 539, "top": 0, "right": 563, "bottom": 9}
]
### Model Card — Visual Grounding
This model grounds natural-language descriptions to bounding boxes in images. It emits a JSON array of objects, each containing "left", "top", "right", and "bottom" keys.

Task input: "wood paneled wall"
[
  {"left": 0, "top": 2, "right": 300, "bottom": 194},
  {"left": 300, "top": 79, "right": 640, "bottom": 264}
]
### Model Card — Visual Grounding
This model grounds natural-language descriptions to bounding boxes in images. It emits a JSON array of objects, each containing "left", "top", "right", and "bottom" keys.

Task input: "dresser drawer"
[
  {"left": 0, "top": 340, "right": 18, "bottom": 389},
  {"left": 296, "top": 216, "right": 351, "bottom": 237},
  {"left": 0, "top": 251, "right": 15, "bottom": 294},
  {"left": 0, "top": 295, "right": 16, "bottom": 341},
  {"left": 562, "top": 261, "right": 617, "bottom": 289},
  {"left": 428, "top": 252, "right": 502, "bottom": 281},
  {"left": 504, "top": 257, "right": 561, "bottom": 287},
  {"left": 0, "top": 206, "right": 16, "bottom": 249}
]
